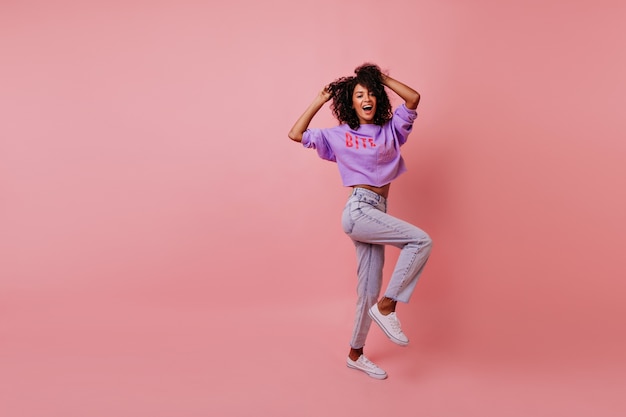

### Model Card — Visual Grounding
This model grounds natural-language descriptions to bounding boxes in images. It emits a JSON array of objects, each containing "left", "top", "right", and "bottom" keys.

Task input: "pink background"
[{"left": 1, "top": 1, "right": 625, "bottom": 416}]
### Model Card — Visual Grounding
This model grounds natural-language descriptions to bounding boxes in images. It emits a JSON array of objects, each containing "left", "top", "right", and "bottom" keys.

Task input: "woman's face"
[{"left": 352, "top": 83, "right": 377, "bottom": 125}]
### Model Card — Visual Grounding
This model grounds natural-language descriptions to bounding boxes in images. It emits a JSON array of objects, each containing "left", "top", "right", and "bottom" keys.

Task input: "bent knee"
[{"left": 411, "top": 231, "right": 432, "bottom": 251}]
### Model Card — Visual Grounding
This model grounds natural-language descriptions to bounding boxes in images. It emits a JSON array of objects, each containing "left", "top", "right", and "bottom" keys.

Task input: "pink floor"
[{"left": 1, "top": 285, "right": 623, "bottom": 417}]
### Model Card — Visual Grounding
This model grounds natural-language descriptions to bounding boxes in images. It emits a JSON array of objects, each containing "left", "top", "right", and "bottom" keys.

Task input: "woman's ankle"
[
  {"left": 378, "top": 297, "right": 397, "bottom": 315},
  {"left": 349, "top": 347, "right": 363, "bottom": 361}
]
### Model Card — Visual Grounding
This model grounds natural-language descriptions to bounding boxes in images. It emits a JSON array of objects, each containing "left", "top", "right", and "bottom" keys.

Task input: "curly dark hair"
[{"left": 327, "top": 63, "right": 392, "bottom": 130}]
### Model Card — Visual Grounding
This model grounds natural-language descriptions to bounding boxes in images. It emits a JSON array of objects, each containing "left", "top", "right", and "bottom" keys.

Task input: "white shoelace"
[
  {"left": 387, "top": 313, "right": 403, "bottom": 333},
  {"left": 360, "top": 356, "right": 374, "bottom": 366},
  {"left": 359, "top": 356, "right": 379, "bottom": 370}
]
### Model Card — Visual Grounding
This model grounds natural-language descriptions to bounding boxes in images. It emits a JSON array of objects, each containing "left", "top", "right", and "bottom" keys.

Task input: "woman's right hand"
[
  {"left": 288, "top": 85, "right": 332, "bottom": 143},
  {"left": 319, "top": 85, "right": 332, "bottom": 102}
]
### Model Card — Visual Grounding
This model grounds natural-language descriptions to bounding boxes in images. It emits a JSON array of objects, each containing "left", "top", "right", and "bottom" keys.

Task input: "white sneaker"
[
  {"left": 346, "top": 355, "right": 387, "bottom": 379},
  {"left": 368, "top": 304, "right": 409, "bottom": 346}
]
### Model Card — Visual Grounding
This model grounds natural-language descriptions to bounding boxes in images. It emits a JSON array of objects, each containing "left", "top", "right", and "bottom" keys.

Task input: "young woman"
[{"left": 288, "top": 63, "right": 433, "bottom": 380}]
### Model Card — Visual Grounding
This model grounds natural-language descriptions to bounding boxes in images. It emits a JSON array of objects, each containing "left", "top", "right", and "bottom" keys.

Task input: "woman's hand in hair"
[
  {"left": 381, "top": 75, "right": 420, "bottom": 110},
  {"left": 319, "top": 85, "right": 332, "bottom": 103},
  {"left": 288, "top": 85, "right": 332, "bottom": 143}
]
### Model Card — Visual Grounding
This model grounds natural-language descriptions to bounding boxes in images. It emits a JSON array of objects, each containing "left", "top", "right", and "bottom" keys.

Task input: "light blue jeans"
[{"left": 342, "top": 187, "right": 433, "bottom": 349}]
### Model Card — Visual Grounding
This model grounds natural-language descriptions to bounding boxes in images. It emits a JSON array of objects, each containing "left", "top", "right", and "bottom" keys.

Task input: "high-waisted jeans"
[{"left": 342, "top": 187, "right": 433, "bottom": 349}]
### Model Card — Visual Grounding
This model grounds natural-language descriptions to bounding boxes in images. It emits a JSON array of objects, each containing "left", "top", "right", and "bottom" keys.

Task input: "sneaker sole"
[
  {"left": 346, "top": 362, "right": 388, "bottom": 380},
  {"left": 368, "top": 309, "right": 409, "bottom": 347}
]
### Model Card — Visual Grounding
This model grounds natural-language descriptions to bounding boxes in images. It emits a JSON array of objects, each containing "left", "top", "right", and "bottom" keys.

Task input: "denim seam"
[{"left": 395, "top": 247, "right": 418, "bottom": 295}]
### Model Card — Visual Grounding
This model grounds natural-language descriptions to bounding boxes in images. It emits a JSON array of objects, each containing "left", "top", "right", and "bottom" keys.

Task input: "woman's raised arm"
[
  {"left": 381, "top": 74, "right": 420, "bottom": 110},
  {"left": 288, "top": 86, "right": 332, "bottom": 143}
]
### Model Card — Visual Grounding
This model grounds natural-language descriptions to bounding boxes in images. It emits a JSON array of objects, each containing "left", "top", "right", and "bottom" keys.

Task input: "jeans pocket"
[{"left": 341, "top": 202, "right": 356, "bottom": 234}]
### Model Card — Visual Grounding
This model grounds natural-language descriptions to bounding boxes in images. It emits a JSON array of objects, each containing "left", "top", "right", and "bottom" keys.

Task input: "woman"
[{"left": 288, "top": 63, "right": 433, "bottom": 380}]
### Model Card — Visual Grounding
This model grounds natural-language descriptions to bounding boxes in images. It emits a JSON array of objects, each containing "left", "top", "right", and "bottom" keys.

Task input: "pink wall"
[{"left": 1, "top": 1, "right": 625, "bottom": 416}]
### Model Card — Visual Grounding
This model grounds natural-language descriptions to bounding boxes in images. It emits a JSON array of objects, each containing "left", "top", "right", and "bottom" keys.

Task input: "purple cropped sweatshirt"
[{"left": 301, "top": 104, "right": 418, "bottom": 187}]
